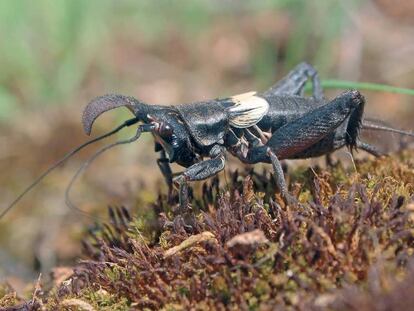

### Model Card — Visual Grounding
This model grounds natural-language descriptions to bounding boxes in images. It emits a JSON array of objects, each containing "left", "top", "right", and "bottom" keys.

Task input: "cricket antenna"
[
  {"left": 0, "top": 117, "right": 139, "bottom": 220},
  {"left": 362, "top": 120, "right": 414, "bottom": 137},
  {"left": 65, "top": 127, "right": 143, "bottom": 218}
]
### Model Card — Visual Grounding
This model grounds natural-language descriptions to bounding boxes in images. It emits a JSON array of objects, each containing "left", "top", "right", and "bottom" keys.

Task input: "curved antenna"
[
  {"left": 65, "top": 127, "right": 143, "bottom": 218},
  {"left": 0, "top": 117, "right": 138, "bottom": 220}
]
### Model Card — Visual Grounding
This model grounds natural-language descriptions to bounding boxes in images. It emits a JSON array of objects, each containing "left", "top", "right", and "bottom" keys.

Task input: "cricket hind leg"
[
  {"left": 259, "top": 62, "right": 328, "bottom": 166},
  {"left": 267, "top": 150, "right": 296, "bottom": 204},
  {"left": 265, "top": 90, "right": 365, "bottom": 159},
  {"left": 262, "top": 62, "right": 324, "bottom": 100},
  {"left": 236, "top": 90, "right": 365, "bottom": 203}
]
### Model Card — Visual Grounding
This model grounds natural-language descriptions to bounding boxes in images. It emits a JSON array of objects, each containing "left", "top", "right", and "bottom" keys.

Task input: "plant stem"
[{"left": 306, "top": 79, "right": 414, "bottom": 96}]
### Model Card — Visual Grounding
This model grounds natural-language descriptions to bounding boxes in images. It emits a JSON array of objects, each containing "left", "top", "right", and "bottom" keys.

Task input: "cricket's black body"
[
  {"left": 3, "top": 63, "right": 413, "bottom": 221},
  {"left": 82, "top": 62, "right": 379, "bottom": 207},
  {"left": 237, "top": 91, "right": 364, "bottom": 162}
]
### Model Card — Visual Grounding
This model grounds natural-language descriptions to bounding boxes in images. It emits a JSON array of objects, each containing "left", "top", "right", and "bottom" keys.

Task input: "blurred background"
[{"left": 0, "top": 0, "right": 413, "bottom": 288}]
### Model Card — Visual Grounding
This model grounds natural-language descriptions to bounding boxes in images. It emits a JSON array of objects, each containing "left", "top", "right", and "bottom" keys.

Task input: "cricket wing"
[{"left": 228, "top": 92, "right": 269, "bottom": 128}]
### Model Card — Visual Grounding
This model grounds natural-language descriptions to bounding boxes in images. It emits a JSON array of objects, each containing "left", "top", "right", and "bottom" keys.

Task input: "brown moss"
[{"left": 1, "top": 152, "right": 414, "bottom": 310}]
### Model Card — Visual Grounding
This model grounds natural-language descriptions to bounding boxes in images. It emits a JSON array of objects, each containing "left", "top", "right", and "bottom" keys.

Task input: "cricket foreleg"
[
  {"left": 263, "top": 62, "right": 324, "bottom": 100},
  {"left": 156, "top": 149, "right": 174, "bottom": 198},
  {"left": 174, "top": 146, "right": 226, "bottom": 210}
]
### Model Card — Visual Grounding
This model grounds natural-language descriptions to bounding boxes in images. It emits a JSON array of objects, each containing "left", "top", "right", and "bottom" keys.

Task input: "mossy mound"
[{"left": 1, "top": 152, "right": 414, "bottom": 310}]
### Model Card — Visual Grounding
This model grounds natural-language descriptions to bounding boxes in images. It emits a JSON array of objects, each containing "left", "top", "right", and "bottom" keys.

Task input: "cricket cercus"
[{"left": 2, "top": 63, "right": 414, "bottom": 217}]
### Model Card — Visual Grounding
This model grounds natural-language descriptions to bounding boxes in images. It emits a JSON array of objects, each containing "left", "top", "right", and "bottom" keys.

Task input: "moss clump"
[
  {"left": 0, "top": 284, "right": 19, "bottom": 308},
  {"left": 2, "top": 152, "right": 414, "bottom": 310}
]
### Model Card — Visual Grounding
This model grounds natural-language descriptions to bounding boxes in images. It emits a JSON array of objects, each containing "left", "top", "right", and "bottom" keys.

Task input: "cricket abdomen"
[{"left": 256, "top": 95, "right": 325, "bottom": 132}]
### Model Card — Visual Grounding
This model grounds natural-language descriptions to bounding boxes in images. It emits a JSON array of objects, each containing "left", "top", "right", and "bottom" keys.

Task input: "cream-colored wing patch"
[{"left": 228, "top": 91, "right": 269, "bottom": 128}]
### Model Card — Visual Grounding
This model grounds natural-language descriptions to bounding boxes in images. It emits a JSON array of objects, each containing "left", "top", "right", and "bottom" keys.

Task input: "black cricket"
[{"left": 2, "top": 63, "right": 413, "bottom": 217}]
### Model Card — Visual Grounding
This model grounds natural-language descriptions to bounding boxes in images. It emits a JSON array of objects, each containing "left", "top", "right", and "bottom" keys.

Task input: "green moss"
[
  {"left": 82, "top": 288, "right": 130, "bottom": 310},
  {"left": 0, "top": 285, "right": 18, "bottom": 308}
]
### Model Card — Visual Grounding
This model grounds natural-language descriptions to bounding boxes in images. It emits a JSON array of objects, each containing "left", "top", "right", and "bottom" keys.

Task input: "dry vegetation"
[
  {"left": 1, "top": 151, "right": 413, "bottom": 310},
  {"left": 1, "top": 0, "right": 414, "bottom": 284}
]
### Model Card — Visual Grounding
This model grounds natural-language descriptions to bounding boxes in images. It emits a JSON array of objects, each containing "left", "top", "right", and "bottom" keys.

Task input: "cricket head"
[{"left": 82, "top": 94, "right": 149, "bottom": 135}]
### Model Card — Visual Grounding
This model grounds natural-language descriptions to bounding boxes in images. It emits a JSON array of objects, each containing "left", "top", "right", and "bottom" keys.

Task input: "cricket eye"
[{"left": 158, "top": 123, "right": 173, "bottom": 137}]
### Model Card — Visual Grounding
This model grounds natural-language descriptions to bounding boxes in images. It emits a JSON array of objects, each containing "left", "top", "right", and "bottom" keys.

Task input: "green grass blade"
[{"left": 307, "top": 79, "right": 414, "bottom": 96}]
